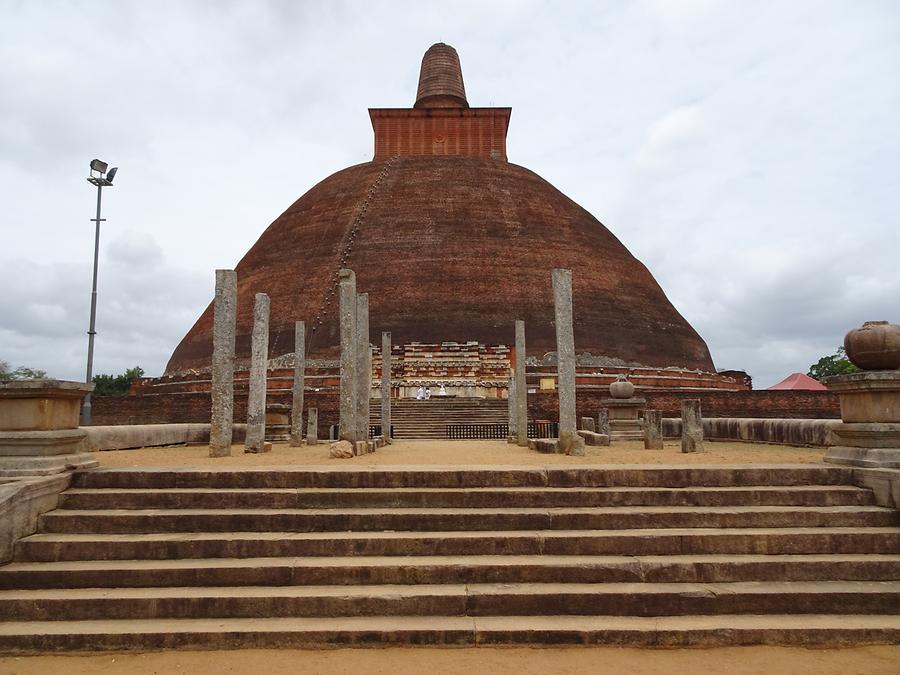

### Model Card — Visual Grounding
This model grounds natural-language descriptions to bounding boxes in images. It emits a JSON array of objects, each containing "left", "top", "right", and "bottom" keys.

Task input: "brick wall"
[
  {"left": 370, "top": 108, "right": 510, "bottom": 161},
  {"left": 528, "top": 390, "right": 840, "bottom": 421},
  {"left": 91, "top": 391, "right": 341, "bottom": 440},
  {"left": 93, "top": 388, "right": 840, "bottom": 431}
]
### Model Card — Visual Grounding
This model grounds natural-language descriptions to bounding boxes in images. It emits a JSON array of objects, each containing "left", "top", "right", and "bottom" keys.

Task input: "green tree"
[
  {"left": 0, "top": 360, "right": 48, "bottom": 382},
  {"left": 808, "top": 346, "right": 858, "bottom": 380},
  {"left": 92, "top": 366, "right": 145, "bottom": 396}
]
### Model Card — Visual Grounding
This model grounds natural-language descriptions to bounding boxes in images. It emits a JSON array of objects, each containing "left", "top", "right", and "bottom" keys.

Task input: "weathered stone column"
[
  {"left": 244, "top": 293, "right": 270, "bottom": 453},
  {"left": 210, "top": 269, "right": 237, "bottom": 457},
  {"left": 514, "top": 320, "right": 528, "bottom": 446},
  {"left": 381, "top": 331, "right": 392, "bottom": 442},
  {"left": 289, "top": 321, "right": 305, "bottom": 447},
  {"left": 507, "top": 370, "right": 517, "bottom": 443},
  {"left": 681, "top": 398, "right": 704, "bottom": 453},
  {"left": 338, "top": 269, "right": 357, "bottom": 442},
  {"left": 553, "top": 269, "right": 582, "bottom": 455},
  {"left": 306, "top": 407, "right": 318, "bottom": 445},
  {"left": 597, "top": 408, "right": 610, "bottom": 437},
  {"left": 355, "top": 293, "right": 370, "bottom": 441},
  {"left": 644, "top": 409, "right": 663, "bottom": 450}
]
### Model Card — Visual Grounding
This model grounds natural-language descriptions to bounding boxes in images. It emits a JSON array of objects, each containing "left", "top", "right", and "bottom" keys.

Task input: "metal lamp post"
[{"left": 80, "top": 159, "right": 118, "bottom": 426}]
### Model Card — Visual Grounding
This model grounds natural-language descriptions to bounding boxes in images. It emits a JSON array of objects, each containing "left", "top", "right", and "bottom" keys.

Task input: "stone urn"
[
  {"left": 609, "top": 375, "right": 635, "bottom": 399},
  {"left": 844, "top": 321, "right": 900, "bottom": 370}
]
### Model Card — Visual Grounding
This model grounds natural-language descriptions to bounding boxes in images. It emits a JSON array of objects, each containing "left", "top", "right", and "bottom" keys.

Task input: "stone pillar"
[
  {"left": 306, "top": 407, "right": 318, "bottom": 445},
  {"left": 244, "top": 293, "right": 270, "bottom": 453},
  {"left": 644, "top": 409, "right": 663, "bottom": 450},
  {"left": 355, "top": 293, "right": 370, "bottom": 441},
  {"left": 289, "top": 321, "right": 305, "bottom": 447},
  {"left": 597, "top": 408, "right": 610, "bottom": 437},
  {"left": 507, "top": 370, "right": 517, "bottom": 443},
  {"left": 681, "top": 399, "right": 704, "bottom": 453},
  {"left": 381, "top": 331, "right": 392, "bottom": 442},
  {"left": 338, "top": 269, "right": 357, "bottom": 442},
  {"left": 514, "top": 320, "right": 528, "bottom": 446},
  {"left": 553, "top": 269, "right": 582, "bottom": 455},
  {"left": 210, "top": 269, "right": 237, "bottom": 457}
]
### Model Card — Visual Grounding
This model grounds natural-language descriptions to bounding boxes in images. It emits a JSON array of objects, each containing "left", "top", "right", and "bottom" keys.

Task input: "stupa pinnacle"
[{"left": 415, "top": 42, "right": 468, "bottom": 108}]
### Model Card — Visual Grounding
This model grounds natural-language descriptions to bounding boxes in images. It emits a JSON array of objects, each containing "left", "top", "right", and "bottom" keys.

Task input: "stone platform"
[{"left": 0, "top": 464, "right": 898, "bottom": 650}]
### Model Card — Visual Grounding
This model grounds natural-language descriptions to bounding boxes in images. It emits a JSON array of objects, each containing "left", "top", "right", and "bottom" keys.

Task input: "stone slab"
[
  {"left": 578, "top": 430, "right": 610, "bottom": 446},
  {"left": 0, "top": 454, "right": 97, "bottom": 477},
  {"left": 849, "top": 467, "right": 900, "bottom": 509},
  {"left": 528, "top": 438, "right": 558, "bottom": 454},
  {"left": 244, "top": 442, "right": 272, "bottom": 455},
  {"left": 0, "top": 473, "right": 70, "bottom": 562},
  {"left": 830, "top": 423, "right": 900, "bottom": 449},
  {"left": 0, "top": 430, "right": 87, "bottom": 457},
  {"left": 557, "top": 430, "right": 586, "bottom": 456},
  {"left": 825, "top": 447, "right": 900, "bottom": 469}
]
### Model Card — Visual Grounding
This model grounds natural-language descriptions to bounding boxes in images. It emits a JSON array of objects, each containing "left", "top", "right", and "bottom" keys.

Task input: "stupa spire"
[{"left": 414, "top": 43, "right": 468, "bottom": 109}]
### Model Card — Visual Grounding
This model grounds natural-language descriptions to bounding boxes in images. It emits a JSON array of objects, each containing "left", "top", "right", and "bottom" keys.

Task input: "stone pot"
[
  {"left": 844, "top": 321, "right": 900, "bottom": 370},
  {"left": 609, "top": 375, "right": 635, "bottom": 399}
]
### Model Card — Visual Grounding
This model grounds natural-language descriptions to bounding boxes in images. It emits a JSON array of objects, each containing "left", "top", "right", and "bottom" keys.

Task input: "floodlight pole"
[{"left": 80, "top": 175, "right": 108, "bottom": 426}]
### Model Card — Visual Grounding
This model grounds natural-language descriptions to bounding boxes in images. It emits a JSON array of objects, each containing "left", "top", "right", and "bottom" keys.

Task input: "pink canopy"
[{"left": 767, "top": 372, "right": 828, "bottom": 391}]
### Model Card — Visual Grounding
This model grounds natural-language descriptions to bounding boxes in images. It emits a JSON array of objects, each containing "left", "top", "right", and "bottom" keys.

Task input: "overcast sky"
[{"left": 1, "top": 0, "right": 897, "bottom": 388}]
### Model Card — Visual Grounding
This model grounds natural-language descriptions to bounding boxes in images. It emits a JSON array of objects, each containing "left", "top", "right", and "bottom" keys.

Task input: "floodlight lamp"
[
  {"left": 106, "top": 167, "right": 118, "bottom": 184},
  {"left": 90, "top": 159, "right": 108, "bottom": 174}
]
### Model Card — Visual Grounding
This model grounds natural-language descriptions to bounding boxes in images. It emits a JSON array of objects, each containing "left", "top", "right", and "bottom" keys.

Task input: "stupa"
[{"left": 166, "top": 43, "right": 714, "bottom": 376}]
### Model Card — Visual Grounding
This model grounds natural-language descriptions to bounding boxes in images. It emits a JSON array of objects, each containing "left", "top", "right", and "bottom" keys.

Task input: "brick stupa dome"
[{"left": 165, "top": 45, "right": 715, "bottom": 374}]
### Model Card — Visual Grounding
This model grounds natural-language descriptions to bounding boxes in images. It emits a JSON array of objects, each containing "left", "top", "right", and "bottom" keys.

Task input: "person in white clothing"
[
  {"left": 416, "top": 386, "right": 425, "bottom": 400},
  {"left": 424, "top": 387, "right": 431, "bottom": 400},
  {"left": 438, "top": 383, "right": 447, "bottom": 396}
]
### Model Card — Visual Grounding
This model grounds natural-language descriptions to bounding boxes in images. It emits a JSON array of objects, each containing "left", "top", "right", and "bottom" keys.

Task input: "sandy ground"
[
  {"left": 1, "top": 646, "right": 899, "bottom": 675},
  {"left": 9, "top": 440, "right": 860, "bottom": 672},
  {"left": 95, "top": 439, "right": 827, "bottom": 468}
]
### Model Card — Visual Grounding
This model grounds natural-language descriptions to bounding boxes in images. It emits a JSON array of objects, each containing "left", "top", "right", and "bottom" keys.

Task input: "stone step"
[
  {"left": 1, "top": 614, "right": 898, "bottom": 651},
  {"left": 16, "top": 527, "right": 900, "bottom": 561},
  {"left": 37, "top": 506, "right": 897, "bottom": 535},
  {"left": 71, "top": 466, "right": 856, "bottom": 489},
  {"left": 1, "top": 581, "right": 898, "bottom": 622},
  {"left": 4, "top": 554, "right": 900, "bottom": 589},
  {"left": 58, "top": 485, "right": 875, "bottom": 510}
]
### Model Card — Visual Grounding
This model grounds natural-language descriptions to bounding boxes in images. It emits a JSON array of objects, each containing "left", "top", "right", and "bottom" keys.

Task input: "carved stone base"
[
  {"left": 830, "top": 423, "right": 900, "bottom": 449},
  {"left": 824, "top": 447, "right": 900, "bottom": 469},
  {"left": 0, "top": 453, "right": 98, "bottom": 477},
  {"left": 0, "top": 429, "right": 88, "bottom": 456}
]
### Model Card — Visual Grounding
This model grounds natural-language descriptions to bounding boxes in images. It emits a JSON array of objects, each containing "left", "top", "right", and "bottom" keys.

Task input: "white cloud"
[
  {"left": 637, "top": 105, "right": 705, "bottom": 171},
  {"left": 0, "top": 0, "right": 898, "bottom": 390}
]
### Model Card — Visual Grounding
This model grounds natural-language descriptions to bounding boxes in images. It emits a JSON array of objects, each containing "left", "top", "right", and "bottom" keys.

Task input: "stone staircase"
[
  {"left": 377, "top": 397, "right": 508, "bottom": 439},
  {"left": 0, "top": 465, "right": 899, "bottom": 650}
]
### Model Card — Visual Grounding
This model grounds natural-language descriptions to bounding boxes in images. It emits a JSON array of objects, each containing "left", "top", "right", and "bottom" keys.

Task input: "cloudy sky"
[{"left": 1, "top": 0, "right": 897, "bottom": 388}]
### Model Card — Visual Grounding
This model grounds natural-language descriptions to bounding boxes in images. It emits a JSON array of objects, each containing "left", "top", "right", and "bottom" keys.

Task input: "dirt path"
[
  {"left": 95, "top": 439, "right": 827, "bottom": 468},
  {"left": 2, "top": 645, "right": 899, "bottom": 674}
]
